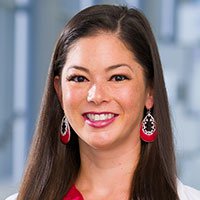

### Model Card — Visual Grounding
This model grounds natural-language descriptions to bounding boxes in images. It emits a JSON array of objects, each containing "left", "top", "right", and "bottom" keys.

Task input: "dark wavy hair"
[{"left": 17, "top": 5, "right": 179, "bottom": 200}]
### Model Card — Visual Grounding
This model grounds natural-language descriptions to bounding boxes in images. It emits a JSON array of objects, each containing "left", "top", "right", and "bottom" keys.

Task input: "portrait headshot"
[{"left": 1, "top": 1, "right": 200, "bottom": 200}]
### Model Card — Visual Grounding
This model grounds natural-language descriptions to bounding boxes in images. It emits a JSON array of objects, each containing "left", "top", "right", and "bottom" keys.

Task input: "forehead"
[{"left": 65, "top": 33, "right": 136, "bottom": 66}]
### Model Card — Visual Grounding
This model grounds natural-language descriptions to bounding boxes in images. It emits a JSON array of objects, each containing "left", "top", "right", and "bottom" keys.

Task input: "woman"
[{"left": 6, "top": 4, "right": 200, "bottom": 200}]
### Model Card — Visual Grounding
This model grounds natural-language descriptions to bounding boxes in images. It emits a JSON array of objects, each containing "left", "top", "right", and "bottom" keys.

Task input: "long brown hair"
[{"left": 17, "top": 5, "right": 179, "bottom": 200}]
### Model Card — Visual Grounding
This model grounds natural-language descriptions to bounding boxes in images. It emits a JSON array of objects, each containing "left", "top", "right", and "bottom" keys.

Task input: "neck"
[{"left": 76, "top": 139, "right": 141, "bottom": 199}]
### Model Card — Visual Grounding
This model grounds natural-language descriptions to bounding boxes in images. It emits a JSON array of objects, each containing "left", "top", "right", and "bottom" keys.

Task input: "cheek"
[
  {"left": 61, "top": 83, "right": 88, "bottom": 114},
  {"left": 114, "top": 83, "right": 146, "bottom": 112},
  {"left": 62, "top": 85, "right": 78, "bottom": 110}
]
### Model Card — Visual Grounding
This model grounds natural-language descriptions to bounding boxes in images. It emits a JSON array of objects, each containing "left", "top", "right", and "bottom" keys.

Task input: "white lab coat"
[{"left": 5, "top": 180, "right": 200, "bottom": 200}]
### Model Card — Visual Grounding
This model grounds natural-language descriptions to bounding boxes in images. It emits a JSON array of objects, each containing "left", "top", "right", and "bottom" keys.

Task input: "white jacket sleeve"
[
  {"left": 5, "top": 193, "right": 18, "bottom": 200},
  {"left": 177, "top": 179, "right": 200, "bottom": 200}
]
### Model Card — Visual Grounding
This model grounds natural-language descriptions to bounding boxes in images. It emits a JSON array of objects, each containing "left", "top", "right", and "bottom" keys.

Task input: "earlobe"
[
  {"left": 145, "top": 89, "right": 154, "bottom": 109},
  {"left": 54, "top": 76, "right": 63, "bottom": 107}
]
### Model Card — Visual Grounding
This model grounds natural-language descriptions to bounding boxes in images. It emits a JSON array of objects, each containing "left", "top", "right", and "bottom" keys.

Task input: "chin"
[
  {"left": 86, "top": 137, "right": 119, "bottom": 150},
  {"left": 78, "top": 130, "right": 121, "bottom": 150}
]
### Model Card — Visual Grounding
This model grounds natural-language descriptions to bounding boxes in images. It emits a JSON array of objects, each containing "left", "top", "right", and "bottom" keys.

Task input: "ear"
[
  {"left": 54, "top": 76, "right": 63, "bottom": 108},
  {"left": 145, "top": 88, "right": 154, "bottom": 109}
]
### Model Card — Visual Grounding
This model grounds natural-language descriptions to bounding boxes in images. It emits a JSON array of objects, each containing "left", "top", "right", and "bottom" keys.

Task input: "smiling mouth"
[
  {"left": 83, "top": 112, "right": 118, "bottom": 128},
  {"left": 86, "top": 113, "right": 115, "bottom": 121}
]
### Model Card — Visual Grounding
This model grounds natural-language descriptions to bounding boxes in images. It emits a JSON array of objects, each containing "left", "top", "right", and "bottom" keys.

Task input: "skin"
[{"left": 54, "top": 33, "right": 154, "bottom": 200}]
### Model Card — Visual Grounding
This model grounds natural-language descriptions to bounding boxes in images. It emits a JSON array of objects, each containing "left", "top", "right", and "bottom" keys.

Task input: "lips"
[{"left": 83, "top": 112, "right": 118, "bottom": 128}]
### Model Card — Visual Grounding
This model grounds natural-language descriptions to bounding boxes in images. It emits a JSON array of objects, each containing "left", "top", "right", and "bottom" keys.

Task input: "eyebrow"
[
  {"left": 67, "top": 64, "right": 133, "bottom": 73},
  {"left": 67, "top": 65, "right": 89, "bottom": 73},
  {"left": 105, "top": 64, "right": 133, "bottom": 72}
]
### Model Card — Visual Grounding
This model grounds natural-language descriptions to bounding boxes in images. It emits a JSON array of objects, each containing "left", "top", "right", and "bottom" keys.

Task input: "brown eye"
[
  {"left": 68, "top": 75, "right": 88, "bottom": 82},
  {"left": 111, "top": 75, "right": 128, "bottom": 81}
]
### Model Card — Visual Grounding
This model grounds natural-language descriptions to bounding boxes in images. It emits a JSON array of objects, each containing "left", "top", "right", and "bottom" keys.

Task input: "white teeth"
[
  {"left": 94, "top": 115, "right": 99, "bottom": 121},
  {"left": 100, "top": 114, "right": 106, "bottom": 120},
  {"left": 86, "top": 113, "right": 114, "bottom": 121}
]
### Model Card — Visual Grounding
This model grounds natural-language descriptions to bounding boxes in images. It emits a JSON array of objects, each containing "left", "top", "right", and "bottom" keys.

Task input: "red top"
[{"left": 63, "top": 185, "right": 84, "bottom": 200}]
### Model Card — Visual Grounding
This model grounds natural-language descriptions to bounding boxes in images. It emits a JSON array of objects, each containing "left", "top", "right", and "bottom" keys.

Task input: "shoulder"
[
  {"left": 4, "top": 193, "right": 18, "bottom": 200},
  {"left": 177, "top": 179, "right": 200, "bottom": 200}
]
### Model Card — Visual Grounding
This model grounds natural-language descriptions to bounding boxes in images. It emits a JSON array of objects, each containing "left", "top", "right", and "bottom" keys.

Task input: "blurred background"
[{"left": 0, "top": 0, "right": 200, "bottom": 198}]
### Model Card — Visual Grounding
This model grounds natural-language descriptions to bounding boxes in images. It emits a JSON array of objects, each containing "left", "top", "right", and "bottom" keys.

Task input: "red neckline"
[{"left": 63, "top": 185, "right": 84, "bottom": 200}]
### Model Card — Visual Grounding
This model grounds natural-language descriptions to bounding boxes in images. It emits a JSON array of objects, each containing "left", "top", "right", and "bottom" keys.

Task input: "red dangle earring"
[
  {"left": 60, "top": 116, "right": 71, "bottom": 144},
  {"left": 140, "top": 109, "right": 158, "bottom": 142}
]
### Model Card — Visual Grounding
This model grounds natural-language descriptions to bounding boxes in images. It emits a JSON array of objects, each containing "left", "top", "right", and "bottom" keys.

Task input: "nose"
[{"left": 87, "top": 83, "right": 110, "bottom": 105}]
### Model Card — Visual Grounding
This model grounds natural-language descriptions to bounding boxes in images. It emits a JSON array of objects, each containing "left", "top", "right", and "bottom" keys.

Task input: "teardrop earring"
[
  {"left": 140, "top": 109, "right": 158, "bottom": 142},
  {"left": 60, "top": 116, "right": 71, "bottom": 144}
]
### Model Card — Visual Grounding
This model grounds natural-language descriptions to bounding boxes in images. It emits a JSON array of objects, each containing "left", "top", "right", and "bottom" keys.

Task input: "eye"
[
  {"left": 110, "top": 75, "right": 129, "bottom": 81},
  {"left": 67, "top": 75, "right": 88, "bottom": 82}
]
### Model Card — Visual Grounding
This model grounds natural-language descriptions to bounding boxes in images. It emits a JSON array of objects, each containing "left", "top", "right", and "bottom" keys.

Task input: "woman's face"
[{"left": 54, "top": 33, "right": 153, "bottom": 150}]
